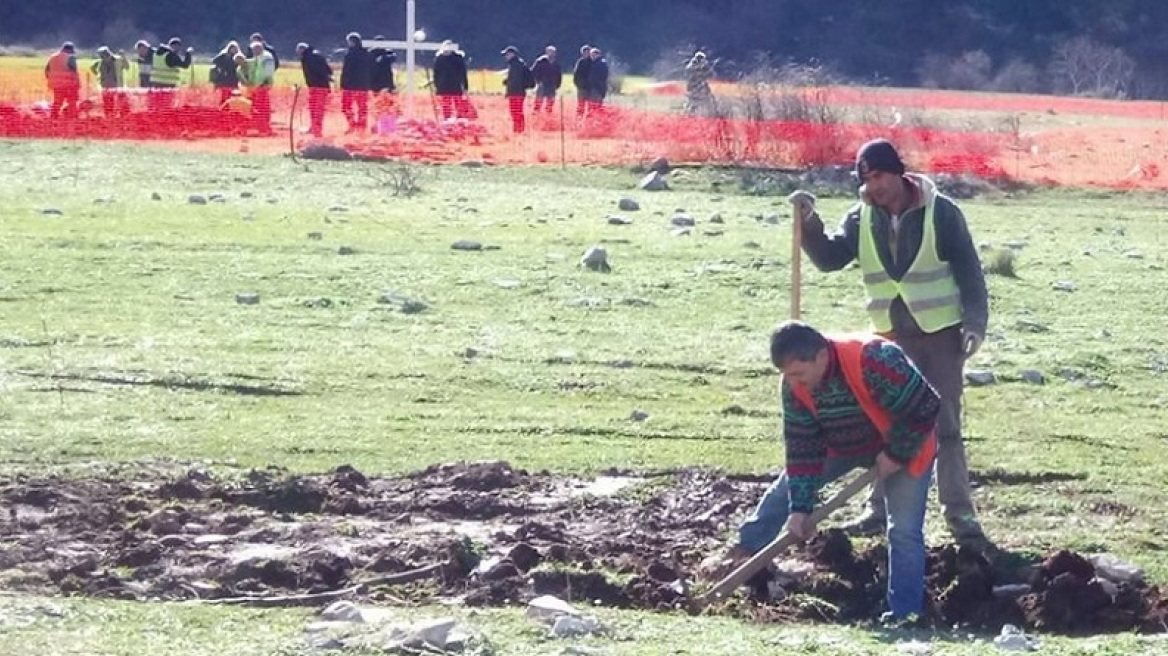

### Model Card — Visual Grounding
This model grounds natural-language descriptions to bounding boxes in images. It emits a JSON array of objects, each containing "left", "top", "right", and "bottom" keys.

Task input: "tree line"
[{"left": 4, "top": 0, "right": 1167, "bottom": 98}]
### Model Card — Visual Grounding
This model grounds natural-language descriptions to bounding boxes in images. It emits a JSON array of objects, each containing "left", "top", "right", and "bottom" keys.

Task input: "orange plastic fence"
[{"left": 4, "top": 83, "right": 1168, "bottom": 190}]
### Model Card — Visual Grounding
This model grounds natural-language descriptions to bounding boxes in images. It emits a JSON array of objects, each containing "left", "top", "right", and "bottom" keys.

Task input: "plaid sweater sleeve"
[
  {"left": 781, "top": 382, "right": 826, "bottom": 514},
  {"left": 860, "top": 341, "right": 941, "bottom": 465}
]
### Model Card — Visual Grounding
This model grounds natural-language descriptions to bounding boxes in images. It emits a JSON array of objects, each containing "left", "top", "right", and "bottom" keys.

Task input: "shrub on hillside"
[{"left": 917, "top": 50, "right": 993, "bottom": 91}]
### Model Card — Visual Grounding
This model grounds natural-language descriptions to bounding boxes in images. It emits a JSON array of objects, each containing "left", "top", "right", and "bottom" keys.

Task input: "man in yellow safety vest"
[
  {"left": 149, "top": 37, "right": 192, "bottom": 111},
  {"left": 787, "top": 138, "right": 993, "bottom": 554}
]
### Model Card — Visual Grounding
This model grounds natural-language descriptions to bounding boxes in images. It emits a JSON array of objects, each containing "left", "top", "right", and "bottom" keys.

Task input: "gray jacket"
[{"left": 801, "top": 174, "right": 988, "bottom": 337}]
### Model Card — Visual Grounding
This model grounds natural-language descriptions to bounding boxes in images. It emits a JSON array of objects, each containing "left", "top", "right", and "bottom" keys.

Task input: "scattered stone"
[
  {"left": 670, "top": 213, "right": 695, "bottom": 227},
  {"left": 568, "top": 297, "right": 608, "bottom": 308},
  {"left": 580, "top": 246, "right": 611, "bottom": 273},
  {"left": 188, "top": 194, "right": 207, "bottom": 205},
  {"left": 493, "top": 279, "right": 522, "bottom": 290},
  {"left": 151, "top": 192, "right": 162, "bottom": 200},
  {"left": 303, "top": 298, "right": 333, "bottom": 309},
  {"left": 337, "top": 246, "right": 357, "bottom": 256},
  {"left": 1124, "top": 250, "right": 1145, "bottom": 260},
  {"left": 629, "top": 410, "right": 649, "bottom": 422},
  {"left": 93, "top": 196, "right": 113, "bottom": 204},
  {"left": 1019, "top": 370, "right": 1046, "bottom": 385},
  {"left": 618, "top": 297, "right": 654, "bottom": 307},
  {"left": 1015, "top": 320, "right": 1049, "bottom": 333},
  {"left": 639, "top": 171, "right": 668, "bottom": 191},
  {"left": 523, "top": 205, "right": 533, "bottom": 211},
  {"left": 301, "top": 144, "right": 353, "bottom": 161},
  {"left": 743, "top": 241, "right": 762, "bottom": 249},
  {"left": 1150, "top": 264, "right": 1165, "bottom": 271},
  {"left": 235, "top": 292, "right": 260, "bottom": 306},
  {"left": 703, "top": 229, "right": 724, "bottom": 237},
  {"left": 547, "top": 351, "right": 577, "bottom": 364},
  {"left": 307, "top": 232, "right": 323, "bottom": 241},
  {"left": 648, "top": 156, "right": 670, "bottom": 174},
  {"left": 609, "top": 359, "right": 634, "bottom": 369},
  {"left": 328, "top": 205, "right": 349, "bottom": 213},
  {"left": 709, "top": 213, "right": 724, "bottom": 224},
  {"left": 965, "top": 370, "right": 996, "bottom": 386},
  {"left": 483, "top": 244, "right": 502, "bottom": 251},
  {"left": 451, "top": 240, "right": 483, "bottom": 251},
  {"left": 209, "top": 193, "right": 226, "bottom": 203},
  {"left": 378, "top": 291, "right": 428, "bottom": 314},
  {"left": 41, "top": 207, "right": 63, "bottom": 216},
  {"left": 618, "top": 198, "right": 640, "bottom": 211},
  {"left": 460, "top": 159, "right": 486, "bottom": 168},
  {"left": 1084, "top": 378, "right": 1112, "bottom": 390},
  {"left": 322, "top": 601, "right": 366, "bottom": 623},
  {"left": 1003, "top": 240, "right": 1028, "bottom": 250},
  {"left": 671, "top": 227, "right": 692, "bottom": 237},
  {"left": 507, "top": 544, "right": 543, "bottom": 573},
  {"left": 1057, "top": 368, "right": 1083, "bottom": 381},
  {"left": 1052, "top": 280, "right": 1076, "bottom": 292},
  {"left": 979, "top": 242, "right": 993, "bottom": 251},
  {"left": 240, "top": 191, "right": 254, "bottom": 199},
  {"left": 606, "top": 214, "right": 632, "bottom": 226}
]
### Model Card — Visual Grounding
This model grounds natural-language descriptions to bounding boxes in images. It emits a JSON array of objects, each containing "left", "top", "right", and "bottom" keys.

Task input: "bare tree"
[{"left": 1049, "top": 36, "right": 1134, "bottom": 98}]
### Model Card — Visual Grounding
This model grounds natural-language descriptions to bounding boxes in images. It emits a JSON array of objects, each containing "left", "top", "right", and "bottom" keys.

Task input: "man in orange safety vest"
[{"left": 45, "top": 42, "right": 81, "bottom": 119}]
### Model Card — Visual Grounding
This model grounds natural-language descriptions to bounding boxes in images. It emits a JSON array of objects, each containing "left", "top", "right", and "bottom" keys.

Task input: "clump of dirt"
[{"left": 2, "top": 462, "right": 1166, "bottom": 637}]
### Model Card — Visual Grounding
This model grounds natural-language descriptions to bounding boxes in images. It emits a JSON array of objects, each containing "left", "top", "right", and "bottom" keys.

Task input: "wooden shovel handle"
[
  {"left": 791, "top": 211, "right": 803, "bottom": 320},
  {"left": 698, "top": 467, "right": 877, "bottom": 605}
]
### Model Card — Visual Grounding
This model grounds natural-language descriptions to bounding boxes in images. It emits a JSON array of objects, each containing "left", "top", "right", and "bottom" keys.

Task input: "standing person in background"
[
  {"left": 585, "top": 47, "right": 609, "bottom": 115},
  {"left": 432, "top": 40, "right": 468, "bottom": 120},
  {"left": 134, "top": 40, "right": 153, "bottom": 88},
  {"left": 90, "top": 46, "right": 130, "bottom": 117},
  {"left": 501, "top": 45, "right": 533, "bottom": 134},
  {"left": 571, "top": 44, "right": 591, "bottom": 119},
  {"left": 150, "top": 37, "right": 192, "bottom": 111},
  {"left": 210, "top": 41, "right": 242, "bottom": 105},
  {"left": 250, "top": 33, "right": 279, "bottom": 70},
  {"left": 297, "top": 43, "right": 333, "bottom": 138},
  {"left": 44, "top": 42, "right": 80, "bottom": 119},
  {"left": 369, "top": 36, "right": 398, "bottom": 94},
  {"left": 340, "top": 32, "right": 372, "bottom": 134},
  {"left": 531, "top": 45, "right": 561, "bottom": 115},
  {"left": 244, "top": 40, "right": 276, "bottom": 134}
]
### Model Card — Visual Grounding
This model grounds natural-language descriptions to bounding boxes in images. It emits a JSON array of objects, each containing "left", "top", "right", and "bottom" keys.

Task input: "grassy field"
[{"left": 2, "top": 139, "right": 1168, "bottom": 654}]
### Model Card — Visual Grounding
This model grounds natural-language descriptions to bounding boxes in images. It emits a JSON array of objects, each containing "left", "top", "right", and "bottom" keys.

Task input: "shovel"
[{"left": 690, "top": 466, "right": 877, "bottom": 610}]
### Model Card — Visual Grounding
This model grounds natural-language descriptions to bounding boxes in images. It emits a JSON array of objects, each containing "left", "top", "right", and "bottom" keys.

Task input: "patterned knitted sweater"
[{"left": 782, "top": 340, "right": 940, "bottom": 513}]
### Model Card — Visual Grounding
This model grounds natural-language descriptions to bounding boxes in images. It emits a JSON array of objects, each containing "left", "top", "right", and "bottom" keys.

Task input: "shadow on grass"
[
  {"left": 14, "top": 369, "right": 302, "bottom": 397},
  {"left": 970, "top": 468, "right": 1087, "bottom": 487}
]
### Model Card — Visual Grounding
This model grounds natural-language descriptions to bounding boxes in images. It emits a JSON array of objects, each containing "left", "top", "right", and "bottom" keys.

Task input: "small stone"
[
  {"left": 648, "top": 156, "right": 670, "bottom": 174},
  {"left": 41, "top": 207, "right": 63, "bottom": 216},
  {"left": 321, "top": 601, "right": 365, "bottom": 623},
  {"left": 639, "top": 171, "right": 668, "bottom": 191},
  {"left": 327, "top": 205, "right": 349, "bottom": 212},
  {"left": 1124, "top": 250, "right": 1145, "bottom": 259},
  {"left": 965, "top": 370, "right": 996, "bottom": 386},
  {"left": 568, "top": 297, "right": 608, "bottom": 308},
  {"left": 307, "top": 232, "right": 323, "bottom": 240},
  {"left": 607, "top": 214, "right": 632, "bottom": 225},
  {"left": 762, "top": 213, "right": 780, "bottom": 225},
  {"left": 209, "top": 193, "right": 226, "bottom": 203},
  {"left": 1084, "top": 378, "right": 1111, "bottom": 389},
  {"left": 151, "top": 192, "right": 162, "bottom": 200},
  {"left": 157, "top": 535, "right": 190, "bottom": 548},
  {"left": 338, "top": 246, "right": 357, "bottom": 255},
  {"left": 93, "top": 196, "right": 113, "bottom": 204},
  {"left": 240, "top": 191, "right": 254, "bottom": 198},
  {"left": 493, "top": 279, "right": 522, "bottom": 289},
  {"left": 580, "top": 246, "right": 611, "bottom": 273},
  {"left": 1015, "top": 320, "right": 1049, "bottom": 333},
  {"left": 703, "top": 229, "right": 724, "bottom": 237},
  {"left": 452, "top": 240, "right": 483, "bottom": 251},
  {"left": 743, "top": 241, "right": 762, "bottom": 249},
  {"left": 303, "top": 297, "right": 333, "bottom": 309},
  {"left": 671, "top": 214, "right": 696, "bottom": 227},
  {"left": 1019, "top": 370, "right": 1045, "bottom": 385},
  {"left": 1151, "top": 264, "right": 1165, "bottom": 271},
  {"left": 1003, "top": 240, "right": 1028, "bottom": 250},
  {"left": 483, "top": 244, "right": 502, "bottom": 251},
  {"left": 708, "top": 213, "right": 724, "bottom": 224},
  {"left": 1052, "top": 280, "right": 1076, "bottom": 292},
  {"left": 671, "top": 227, "right": 692, "bottom": 237},
  {"left": 618, "top": 198, "right": 640, "bottom": 211},
  {"left": 618, "top": 297, "right": 654, "bottom": 307},
  {"left": 188, "top": 194, "right": 207, "bottom": 205},
  {"left": 1057, "top": 368, "right": 1083, "bottom": 381},
  {"left": 610, "top": 359, "right": 634, "bottom": 369},
  {"left": 630, "top": 409, "right": 650, "bottom": 422},
  {"left": 460, "top": 159, "right": 486, "bottom": 168},
  {"left": 235, "top": 293, "right": 260, "bottom": 305},
  {"left": 399, "top": 300, "right": 428, "bottom": 314},
  {"left": 978, "top": 242, "right": 993, "bottom": 251},
  {"left": 523, "top": 205, "right": 533, "bottom": 211}
]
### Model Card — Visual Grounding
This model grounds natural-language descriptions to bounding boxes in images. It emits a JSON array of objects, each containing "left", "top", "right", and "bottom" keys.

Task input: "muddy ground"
[{"left": 1, "top": 461, "right": 1165, "bottom": 635}]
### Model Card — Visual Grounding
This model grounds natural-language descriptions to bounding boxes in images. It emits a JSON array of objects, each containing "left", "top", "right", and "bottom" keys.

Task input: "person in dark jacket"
[
  {"left": 134, "top": 40, "right": 153, "bottom": 87},
  {"left": 571, "top": 44, "right": 591, "bottom": 118},
  {"left": 250, "top": 33, "right": 279, "bottom": 70},
  {"left": 432, "top": 41, "right": 468, "bottom": 120},
  {"left": 369, "top": 36, "right": 397, "bottom": 93},
  {"left": 211, "top": 41, "right": 241, "bottom": 105},
  {"left": 297, "top": 43, "right": 333, "bottom": 137},
  {"left": 501, "top": 45, "right": 531, "bottom": 133},
  {"left": 340, "top": 32, "right": 371, "bottom": 133},
  {"left": 149, "top": 37, "right": 192, "bottom": 112},
  {"left": 585, "top": 47, "right": 609, "bottom": 115},
  {"left": 531, "top": 45, "right": 561, "bottom": 114}
]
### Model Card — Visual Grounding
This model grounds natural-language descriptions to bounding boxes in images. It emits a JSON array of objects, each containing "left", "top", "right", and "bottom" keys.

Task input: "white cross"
[{"left": 364, "top": 0, "right": 459, "bottom": 118}]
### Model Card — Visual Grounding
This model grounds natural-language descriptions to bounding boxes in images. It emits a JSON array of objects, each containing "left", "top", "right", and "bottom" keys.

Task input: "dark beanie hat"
[{"left": 855, "top": 139, "right": 905, "bottom": 177}]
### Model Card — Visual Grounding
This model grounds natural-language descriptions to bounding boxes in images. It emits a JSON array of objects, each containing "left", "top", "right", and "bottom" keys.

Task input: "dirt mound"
[{"left": 1, "top": 463, "right": 1165, "bottom": 636}]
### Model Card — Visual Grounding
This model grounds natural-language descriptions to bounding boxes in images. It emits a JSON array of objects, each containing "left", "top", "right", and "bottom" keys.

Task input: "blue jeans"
[{"left": 737, "top": 454, "right": 934, "bottom": 619}]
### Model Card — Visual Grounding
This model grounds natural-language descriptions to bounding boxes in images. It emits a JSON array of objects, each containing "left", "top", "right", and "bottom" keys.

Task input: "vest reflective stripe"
[
  {"left": 790, "top": 337, "right": 936, "bottom": 478},
  {"left": 46, "top": 52, "right": 78, "bottom": 88},
  {"left": 857, "top": 197, "right": 962, "bottom": 333},
  {"left": 150, "top": 51, "right": 181, "bottom": 86}
]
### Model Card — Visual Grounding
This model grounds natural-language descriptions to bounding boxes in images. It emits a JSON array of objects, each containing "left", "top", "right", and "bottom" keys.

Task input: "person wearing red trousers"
[{"left": 298, "top": 43, "right": 334, "bottom": 138}]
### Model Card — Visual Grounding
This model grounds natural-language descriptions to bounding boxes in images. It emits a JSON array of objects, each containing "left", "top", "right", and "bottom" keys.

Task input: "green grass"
[{"left": 2, "top": 140, "right": 1167, "bottom": 653}]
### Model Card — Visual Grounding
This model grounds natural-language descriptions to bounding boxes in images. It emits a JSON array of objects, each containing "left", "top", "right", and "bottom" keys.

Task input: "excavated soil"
[{"left": 1, "top": 461, "right": 1165, "bottom": 635}]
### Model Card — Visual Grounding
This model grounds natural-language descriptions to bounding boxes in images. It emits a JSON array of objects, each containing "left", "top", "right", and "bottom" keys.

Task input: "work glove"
[
  {"left": 962, "top": 328, "right": 983, "bottom": 359},
  {"left": 786, "top": 190, "right": 817, "bottom": 224}
]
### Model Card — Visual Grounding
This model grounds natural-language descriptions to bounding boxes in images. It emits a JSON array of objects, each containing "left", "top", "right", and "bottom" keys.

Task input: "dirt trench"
[{"left": 1, "top": 461, "right": 1164, "bottom": 635}]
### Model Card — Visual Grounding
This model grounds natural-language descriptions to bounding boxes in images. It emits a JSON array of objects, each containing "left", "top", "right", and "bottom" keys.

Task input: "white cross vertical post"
[{"left": 364, "top": 0, "right": 458, "bottom": 119}]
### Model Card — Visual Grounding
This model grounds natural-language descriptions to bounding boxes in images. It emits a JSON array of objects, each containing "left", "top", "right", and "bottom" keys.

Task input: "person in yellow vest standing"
[
  {"left": 702, "top": 320, "right": 941, "bottom": 623},
  {"left": 244, "top": 40, "right": 276, "bottom": 135},
  {"left": 149, "top": 37, "right": 192, "bottom": 113},
  {"left": 787, "top": 138, "right": 992, "bottom": 554},
  {"left": 44, "top": 42, "right": 81, "bottom": 119},
  {"left": 90, "top": 46, "right": 130, "bottom": 117}
]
